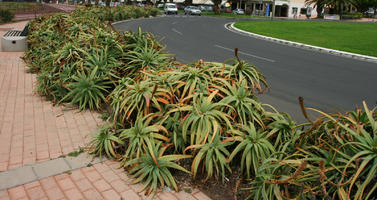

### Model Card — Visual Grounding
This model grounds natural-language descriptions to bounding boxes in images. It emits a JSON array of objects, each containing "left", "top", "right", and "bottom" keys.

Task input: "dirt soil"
[{"left": 173, "top": 160, "right": 250, "bottom": 200}]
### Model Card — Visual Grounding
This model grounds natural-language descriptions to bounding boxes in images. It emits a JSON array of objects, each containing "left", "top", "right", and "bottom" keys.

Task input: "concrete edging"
[
  {"left": 0, "top": 153, "right": 107, "bottom": 190},
  {"left": 225, "top": 22, "right": 377, "bottom": 64}
]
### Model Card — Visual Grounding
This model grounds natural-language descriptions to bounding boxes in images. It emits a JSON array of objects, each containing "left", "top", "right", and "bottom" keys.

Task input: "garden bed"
[{"left": 24, "top": 6, "right": 377, "bottom": 200}]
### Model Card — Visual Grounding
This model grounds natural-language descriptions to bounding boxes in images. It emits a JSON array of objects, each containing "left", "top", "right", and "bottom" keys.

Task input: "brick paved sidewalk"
[
  {"left": 0, "top": 160, "right": 210, "bottom": 200},
  {"left": 0, "top": 22, "right": 211, "bottom": 200}
]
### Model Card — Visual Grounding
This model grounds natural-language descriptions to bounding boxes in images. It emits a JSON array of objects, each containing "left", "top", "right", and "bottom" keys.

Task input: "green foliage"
[
  {"left": 119, "top": 114, "right": 169, "bottom": 162},
  {"left": 0, "top": 9, "right": 14, "bottom": 23},
  {"left": 124, "top": 140, "right": 191, "bottom": 195},
  {"left": 88, "top": 125, "right": 124, "bottom": 159},
  {"left": 228, "top": 122, "right": 275, "bottom": 178},
  {"left": 167, "top": 91, "right": 234, "bottom": 145},
  {"left": 25, "top": 6, "right": 377, "bottom": 198},
  {"left": 61, "top": 67, "right": 111, "bottom": 110},
  {"left": 187, "top": 134, "right": 233, "bottom": 182}
]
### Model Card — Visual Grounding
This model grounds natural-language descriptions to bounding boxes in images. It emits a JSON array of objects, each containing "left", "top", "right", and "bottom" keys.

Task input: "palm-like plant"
[
  {"left": 221, "top": 49, "right": 268, "bottom": 94},
  {"left": 215, "top": 79, "right": 264, "bottom": 125},
  {"left": 166, "top": 91, "right": 234, "bottom": 145},
  {"left": 88, "top": 124, "right": 124, "bottom": 159},
  {"left": 125, "top": 43, "right": 169, "bottom": 75},
  {"left": 307, "top": 102, "right": 377, "bottom": 199},
  {"left": 164, "top": 62, "right": 215, "bottom": 100},
  {"left": 124, "top": 139, "right": 191, "bottom": 195},
  {"left": 228, "top": 122, "right": 275, "bottom": 178},
  {"left": 119, "top": 114, "right": 170, "bottom": 162},
  {"left": 109, "top": 78, "right": 171, "bottom": 123},
  {"left": 186, "top": 134, "right": 233, "bottom": 182},
  {"left": 61, "top": 66, "right": 111, "bottom": 110}
]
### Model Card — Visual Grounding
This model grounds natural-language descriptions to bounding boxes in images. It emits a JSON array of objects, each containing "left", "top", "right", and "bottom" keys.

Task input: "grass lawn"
[
  {"left": 234, "top": 20, "right": 377, "bottom": 57},
  {"left": 202, "top": 12, "right": 269, "bottom": 19},
  {"left": 0, "top": 2, "right": 39, "bottom": 12}
]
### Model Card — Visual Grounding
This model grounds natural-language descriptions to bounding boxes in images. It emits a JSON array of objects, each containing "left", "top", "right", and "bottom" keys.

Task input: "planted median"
[{"left": 234, "top": 20, "right": 377, "bottom": 57}]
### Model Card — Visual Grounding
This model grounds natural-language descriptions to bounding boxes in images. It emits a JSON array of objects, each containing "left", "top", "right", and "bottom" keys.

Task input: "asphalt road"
[{"left": 114, "top": 15, "right": 377, "bottom": 122}]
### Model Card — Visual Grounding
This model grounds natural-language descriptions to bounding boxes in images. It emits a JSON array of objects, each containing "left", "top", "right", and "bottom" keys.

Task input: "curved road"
[{"left": 114, "top": 16, "right": 377, "bottom": 122}]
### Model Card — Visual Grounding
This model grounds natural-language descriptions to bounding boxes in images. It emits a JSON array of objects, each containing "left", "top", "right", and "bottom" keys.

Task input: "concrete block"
[
  {"left": 0, "top": 166, "right": 37, "bottom": 190},
  {"left": 32, "top": 158, "right": 71, "bottom": 179}
]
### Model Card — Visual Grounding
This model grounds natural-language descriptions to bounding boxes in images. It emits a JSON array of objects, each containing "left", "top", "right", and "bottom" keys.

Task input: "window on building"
[
  {"left": 292, "top": 7, "right": 298, "bottom": 14},
  {"left": 300, "top": 8, "right": 307, "bottom": 14}
]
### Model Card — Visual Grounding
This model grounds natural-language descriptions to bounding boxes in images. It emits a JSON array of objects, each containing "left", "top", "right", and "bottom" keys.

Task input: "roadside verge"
[{"left": 226, "top": 22, "right": 377, "bottom": 64}]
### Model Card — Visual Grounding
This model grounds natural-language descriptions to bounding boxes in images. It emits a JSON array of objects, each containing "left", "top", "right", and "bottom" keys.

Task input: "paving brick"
[
  {"left": 120, "top": 189, "right": 141, "bottom": 200},
  {"left": 82, "top": 189, "right": 104, "bottom": 200},
  {"left": 57, "top": 178, "right": 76, "bottom": 191},
  {"left": 69, "top": 170, "right": 85, "bottom": 181},
  {"left": 45, "top": 187, "right": 66, "bottom": 200},
  {"left": 93, "top": 163, "right": 111, "bottom": 173},
  {"left": 40, "top": 177, "right": 58, "bottom": 190},
  {"left": 64, "top": 188, "right": 84, "bottom": 200},
  {"left": 101, "top": 170, "right": 119, "bottom": 183},
  {"left": 26, "top": 185, "right": 46, "bottom": 200},
  {"left": 102, "top": 189, "right": 120, "bottom": 200},
  {"left": 85, "top": 170, "right": 102, "bottom": 182},
  {"left": 174, "top": 191, "right": 197, "bottom": 200},
  {"left": 75, "top": 179, "right": 94, "bottom": 192},
  {"left": 193, "top": 192, "right": 211, "bottom": 200},
  {"left": 93, "top": 180, "right": 111, "bottom": 192},
  {"left": 110, "top": 179, "right": 130, "bottom": 193},
  {"left": 158, "top": 191, "right": 178, "bottom": 200},
  {"left": 8, "top": 186, "right": 27, "bottom": 199}
]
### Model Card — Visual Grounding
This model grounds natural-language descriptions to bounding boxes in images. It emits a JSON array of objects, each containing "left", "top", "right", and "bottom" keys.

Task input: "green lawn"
[
  {"left": 202, "top": 12, "right": 269, "bottom": 19},
  {"left": 0, "top": 2, "right": 39, "bottom": 12},
  {"left": 234, "top": 21, "right": 377, "bottom": 57}
]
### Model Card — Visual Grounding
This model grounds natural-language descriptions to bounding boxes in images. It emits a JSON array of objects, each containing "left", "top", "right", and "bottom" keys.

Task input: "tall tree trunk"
[
  {"left": 106, "top": 0, "right": 110, "bottom": 7},
  {"left": 185, "top": 0, "right": 192, "bottom": 6},
  {"left": 213, "top": 0, "right": 221, "bottom": 14},
  {"left": 316, "top": 5, "right": 322, "bottom": 18}
]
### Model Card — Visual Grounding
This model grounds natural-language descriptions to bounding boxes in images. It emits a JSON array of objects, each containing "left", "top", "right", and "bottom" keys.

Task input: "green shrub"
[
  {"left": 0, "top": 9, "right": 14, "bottom": 23},
  {"left": 24, "top": 6, "right": 377, "bottom": 199}
]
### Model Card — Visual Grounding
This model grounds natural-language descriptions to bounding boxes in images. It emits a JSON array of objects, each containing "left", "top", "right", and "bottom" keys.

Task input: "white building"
[{"left": 235, "top": 0, "right": 318, "bottom": 18}]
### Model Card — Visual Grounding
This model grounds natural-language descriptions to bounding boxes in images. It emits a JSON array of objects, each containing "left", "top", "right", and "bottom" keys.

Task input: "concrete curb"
[
  {"left": 225, "top": 22, "right": 377, "bottom": 64},
  {"left": 0, "top": 153, "right": 108, "bottom": 190}
]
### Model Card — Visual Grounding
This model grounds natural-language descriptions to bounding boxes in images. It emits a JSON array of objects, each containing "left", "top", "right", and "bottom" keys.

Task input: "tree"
[
  {"left": 106, "top": 0, "right": 110, "bottom": 6},
  {"left": 353, "top": 0, "right": 377, "bottom": 12},
  {"left": 323, "top": 0, "right": 355, "bottom": 19},
  {"left": 305, "top": 0, "right": 325, "bottom": 18},
  {"left": 185, "top": 0, "right": 193, "bottom": 6},
  {"left": 212, "top": 0, "right": 221, "bottom": 14}
]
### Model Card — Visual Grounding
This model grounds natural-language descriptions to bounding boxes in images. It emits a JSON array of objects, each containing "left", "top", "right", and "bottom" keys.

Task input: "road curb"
[{"left": 225, "top": 22, "right": 377, "bottom": 64}]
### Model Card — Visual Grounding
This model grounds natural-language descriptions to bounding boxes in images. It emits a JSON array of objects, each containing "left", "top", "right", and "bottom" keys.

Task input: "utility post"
[{"left": 271, "top": 0, "right": 275, "bottom": 20}]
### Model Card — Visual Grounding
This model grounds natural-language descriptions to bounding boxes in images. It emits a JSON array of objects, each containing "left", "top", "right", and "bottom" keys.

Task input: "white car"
[
  {"left": 232, "top": 8, "right": 245, "bottom": 15},
  {"left": 184, "top": 6, "right": 202, "bottom": 15},
  {"left": 164, "top": 3, "right": 178, "bottom": 15}
]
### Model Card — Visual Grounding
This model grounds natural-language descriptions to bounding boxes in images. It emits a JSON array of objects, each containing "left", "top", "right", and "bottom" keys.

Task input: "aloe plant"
[
  {"left": 125, "top": 43, "right": 169, "bottom": 75},
  {"left": 88, "top": 125, "right": 124, "bottom": 159},
  {"left": 124, "top": 139, "right": 191, "bottom": 195},
  {"left": 61, "top": 67, "right": 111, "bottom": 110},
  {"left": 166, "top": 91, "right": 234, "bottom": 145},
  {"left": 186, "top": 134, "right": 233, "bottom": 182},
  {"left": 109, "top": 78, "right": 171, "bottom": 123},
  {"left": 119, "top": 114, "right": 169, "bottom": 162},
  {"left": 228, "top": 122, "right": 275, "bottom": 178}
]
